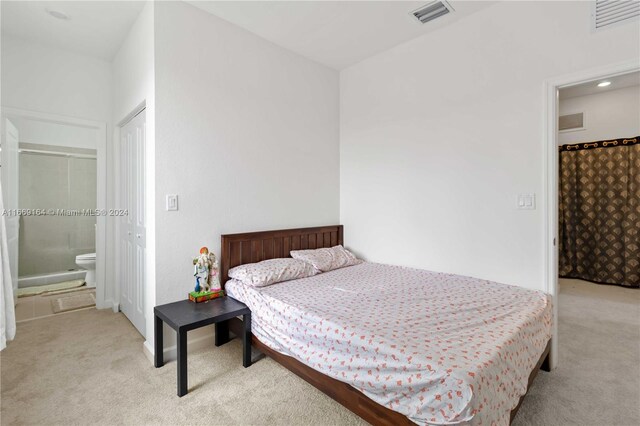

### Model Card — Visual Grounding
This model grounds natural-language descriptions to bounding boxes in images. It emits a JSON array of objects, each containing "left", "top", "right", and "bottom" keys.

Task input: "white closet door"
[
  {"left": 2, "top": 119, "right": 19, "bottom": 303},
  {"left": 119, "top": 110, "right": 146, "bottom": 336}
]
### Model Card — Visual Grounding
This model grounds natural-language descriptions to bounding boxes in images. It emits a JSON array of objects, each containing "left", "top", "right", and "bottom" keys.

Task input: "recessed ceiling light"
[
  {"left": 46, "top": 9, "right": 70, "bottom": 20},
  {"left": 597, "top": 81, "right": 611, "bottom": 87}
]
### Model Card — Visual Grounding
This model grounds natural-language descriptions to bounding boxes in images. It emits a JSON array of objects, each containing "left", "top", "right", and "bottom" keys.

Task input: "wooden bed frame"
[{"left": 221, "top": 225, "right": 551, "bottom": 425}]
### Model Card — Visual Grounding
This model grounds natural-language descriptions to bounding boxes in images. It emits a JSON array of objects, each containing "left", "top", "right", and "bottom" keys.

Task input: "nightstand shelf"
[{"left": 153, "top": 297, "right": 251, "bottom": 396}]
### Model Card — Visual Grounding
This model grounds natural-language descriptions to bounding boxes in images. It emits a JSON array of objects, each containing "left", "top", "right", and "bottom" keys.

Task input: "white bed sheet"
[{"left": 226, "top": 262, "right": 552, "bottom": 426}]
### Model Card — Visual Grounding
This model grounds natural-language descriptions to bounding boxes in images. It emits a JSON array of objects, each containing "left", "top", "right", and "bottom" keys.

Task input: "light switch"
[
  {"left": 517, "top": 193, "right": 535, "bottom": 210},
  {"left": 166, "top": 194, "right": 178, "bottom": 211}
]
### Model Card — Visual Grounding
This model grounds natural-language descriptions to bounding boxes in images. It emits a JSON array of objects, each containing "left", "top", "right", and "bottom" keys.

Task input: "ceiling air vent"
[
  {"left": 592, "top": 0, "right": 640, "bottom": 31},
  {"left": 559, "top": 112, "right": 585, "bottom": 132},
  {"left": 411, "top": 1, "right": 454, "bottom": 24}
]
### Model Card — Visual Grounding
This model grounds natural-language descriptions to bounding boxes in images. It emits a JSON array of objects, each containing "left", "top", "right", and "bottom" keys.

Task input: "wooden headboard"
[{"left": 220, "top": 225, "right": 343, "bottom": 287}]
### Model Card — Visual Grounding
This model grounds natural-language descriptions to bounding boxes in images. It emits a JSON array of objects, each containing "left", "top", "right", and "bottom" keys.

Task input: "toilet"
[{"left": 75, "top": 253, "right": 96, "bottom": 288}]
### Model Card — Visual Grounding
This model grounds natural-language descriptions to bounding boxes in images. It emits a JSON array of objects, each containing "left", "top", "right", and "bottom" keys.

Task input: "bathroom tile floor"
[{"left": 15, "top": 287, "right": 96, "bottom": 322}]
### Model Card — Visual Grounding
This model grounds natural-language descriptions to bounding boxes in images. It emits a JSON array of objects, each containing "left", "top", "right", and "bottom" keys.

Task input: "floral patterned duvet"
[{"left": 226, "top": 262, "right": 552, "bottom": 425}]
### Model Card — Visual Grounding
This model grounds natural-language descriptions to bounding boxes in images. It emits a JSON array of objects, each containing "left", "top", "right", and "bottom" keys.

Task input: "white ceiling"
[
  {"left": 1, "top": 1, "right": 145, "bottom": 60},
  {"left": 560, "top": 71, "right": 640, "bottom": 100},
  {"left": 0, "top": 1, "right": 494, "bottom": 67},
  {"left": 187, "top": 1, "right": 496, "bottom": 70}
]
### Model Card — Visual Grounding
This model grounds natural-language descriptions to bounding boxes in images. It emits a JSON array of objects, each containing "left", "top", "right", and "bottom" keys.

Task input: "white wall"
[
  {"left": 1, "top": 36, "right": 112, "bottom": 122},
  {"left": 340, "top": 1, "right": 640, "bottom": 290},
  {"left": 9, "top": 117, "right": 97, "bottom": 149},
  {"left": 112, "top": 1, "right": 156, "bottom": 342},
  {"left": 153, "top": 1, "right": 339, "bottom": 312},
  {"left": 559, "top": 86, "right": 640, "bottom": 145},
  {"left": 112, "top": 2, "right": 155, "bottom": 124}
]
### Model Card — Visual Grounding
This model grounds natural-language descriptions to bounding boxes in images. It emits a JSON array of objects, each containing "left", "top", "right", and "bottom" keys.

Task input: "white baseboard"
[
  {"left": 96, "top": 299, "right": 119, "bottom": 313},
  {"left": 143, "top": 340, "right": 155, "bottom": 364},
  {"left": 96, "top": 298, "right": 110, "bottom": 310}
]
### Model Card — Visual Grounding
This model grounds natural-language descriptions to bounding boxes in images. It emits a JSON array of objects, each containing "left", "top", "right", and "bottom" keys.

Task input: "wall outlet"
[
  {"left": 166, "top": 194, "right": 178, "bottom": 211},
  {"left": 517, "top": 193, "right": 535, "bottom": 210}
]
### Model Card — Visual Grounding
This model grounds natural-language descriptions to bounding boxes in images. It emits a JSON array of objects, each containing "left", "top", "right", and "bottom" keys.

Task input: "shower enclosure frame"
[{"left": 2, "top": 107, "right": 110, "bottom": 311}]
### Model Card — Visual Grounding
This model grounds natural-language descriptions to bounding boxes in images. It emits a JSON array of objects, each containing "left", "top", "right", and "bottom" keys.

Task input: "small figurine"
[
  {"left": 193, "top": 247, "right": 212, "bottom": 292},
  {"left": 190, "top": 247, "right": 224, "bottom": 302},
  {"left": 208, "top": 250, "right": 221, "bottom": 292}
]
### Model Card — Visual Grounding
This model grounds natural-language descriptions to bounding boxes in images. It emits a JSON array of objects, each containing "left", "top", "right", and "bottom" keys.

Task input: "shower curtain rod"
[
  {"left": 18, "top": 148, "right": 97, "bottom": 159},
  {"left": 559, "top": 136, "right": 638, "bottom": 152}
]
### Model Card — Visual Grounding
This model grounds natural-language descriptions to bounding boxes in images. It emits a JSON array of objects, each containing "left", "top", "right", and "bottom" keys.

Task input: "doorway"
[
  {"left": 557, "top": 72, "right": 639, "bottom": 288},
  {"left": 544, "top": 60, "right": 640, "bottom": 368},
  {"left": 117, "top": 108, "right": 146, "bottom": 336},
  {"left": 1, "top": 108, "right": 108, "bottom": 319}
]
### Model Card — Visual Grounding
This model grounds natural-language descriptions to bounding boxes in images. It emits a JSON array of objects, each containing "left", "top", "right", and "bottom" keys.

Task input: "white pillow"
[
  {"left": 290, "top": 245, "right": 362, "bottom": 273},
  {"left": 228, "top": 258, "right": 317, "bottom": 288}
]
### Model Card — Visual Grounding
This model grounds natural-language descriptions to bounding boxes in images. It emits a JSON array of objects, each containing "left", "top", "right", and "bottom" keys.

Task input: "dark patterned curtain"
[{"left": 559, "top": 136, "right": 639, "bottom": 288}]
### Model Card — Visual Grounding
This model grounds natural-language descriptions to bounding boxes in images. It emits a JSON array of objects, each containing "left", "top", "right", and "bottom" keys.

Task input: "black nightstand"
[{"left": 153, "top": 297, "right": 252, "bottom": 397}]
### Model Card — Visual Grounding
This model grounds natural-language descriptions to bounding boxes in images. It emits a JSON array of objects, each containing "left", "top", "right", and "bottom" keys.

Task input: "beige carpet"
[
  {"left": 0, "top": 308, "right": 364, "bottom": 426},
  {"left": 1, "top": 279, "right": 638, "bottom": 425},
  {"left": 513, "top": 279, "right": 639, "bottom": 426}
]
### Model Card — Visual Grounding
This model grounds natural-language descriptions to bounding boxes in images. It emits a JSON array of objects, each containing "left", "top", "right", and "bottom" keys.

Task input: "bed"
[{"left": 221, "top": 225, "right": 551, "bottom": 425}]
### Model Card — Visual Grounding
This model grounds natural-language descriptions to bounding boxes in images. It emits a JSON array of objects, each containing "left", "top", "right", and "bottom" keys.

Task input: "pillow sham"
[
  {"left": 290, "top": 245, "right": 362, "bottom": 273},
  {"left": 228, "top": 258, "right": 317, "bottom": 288}
]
